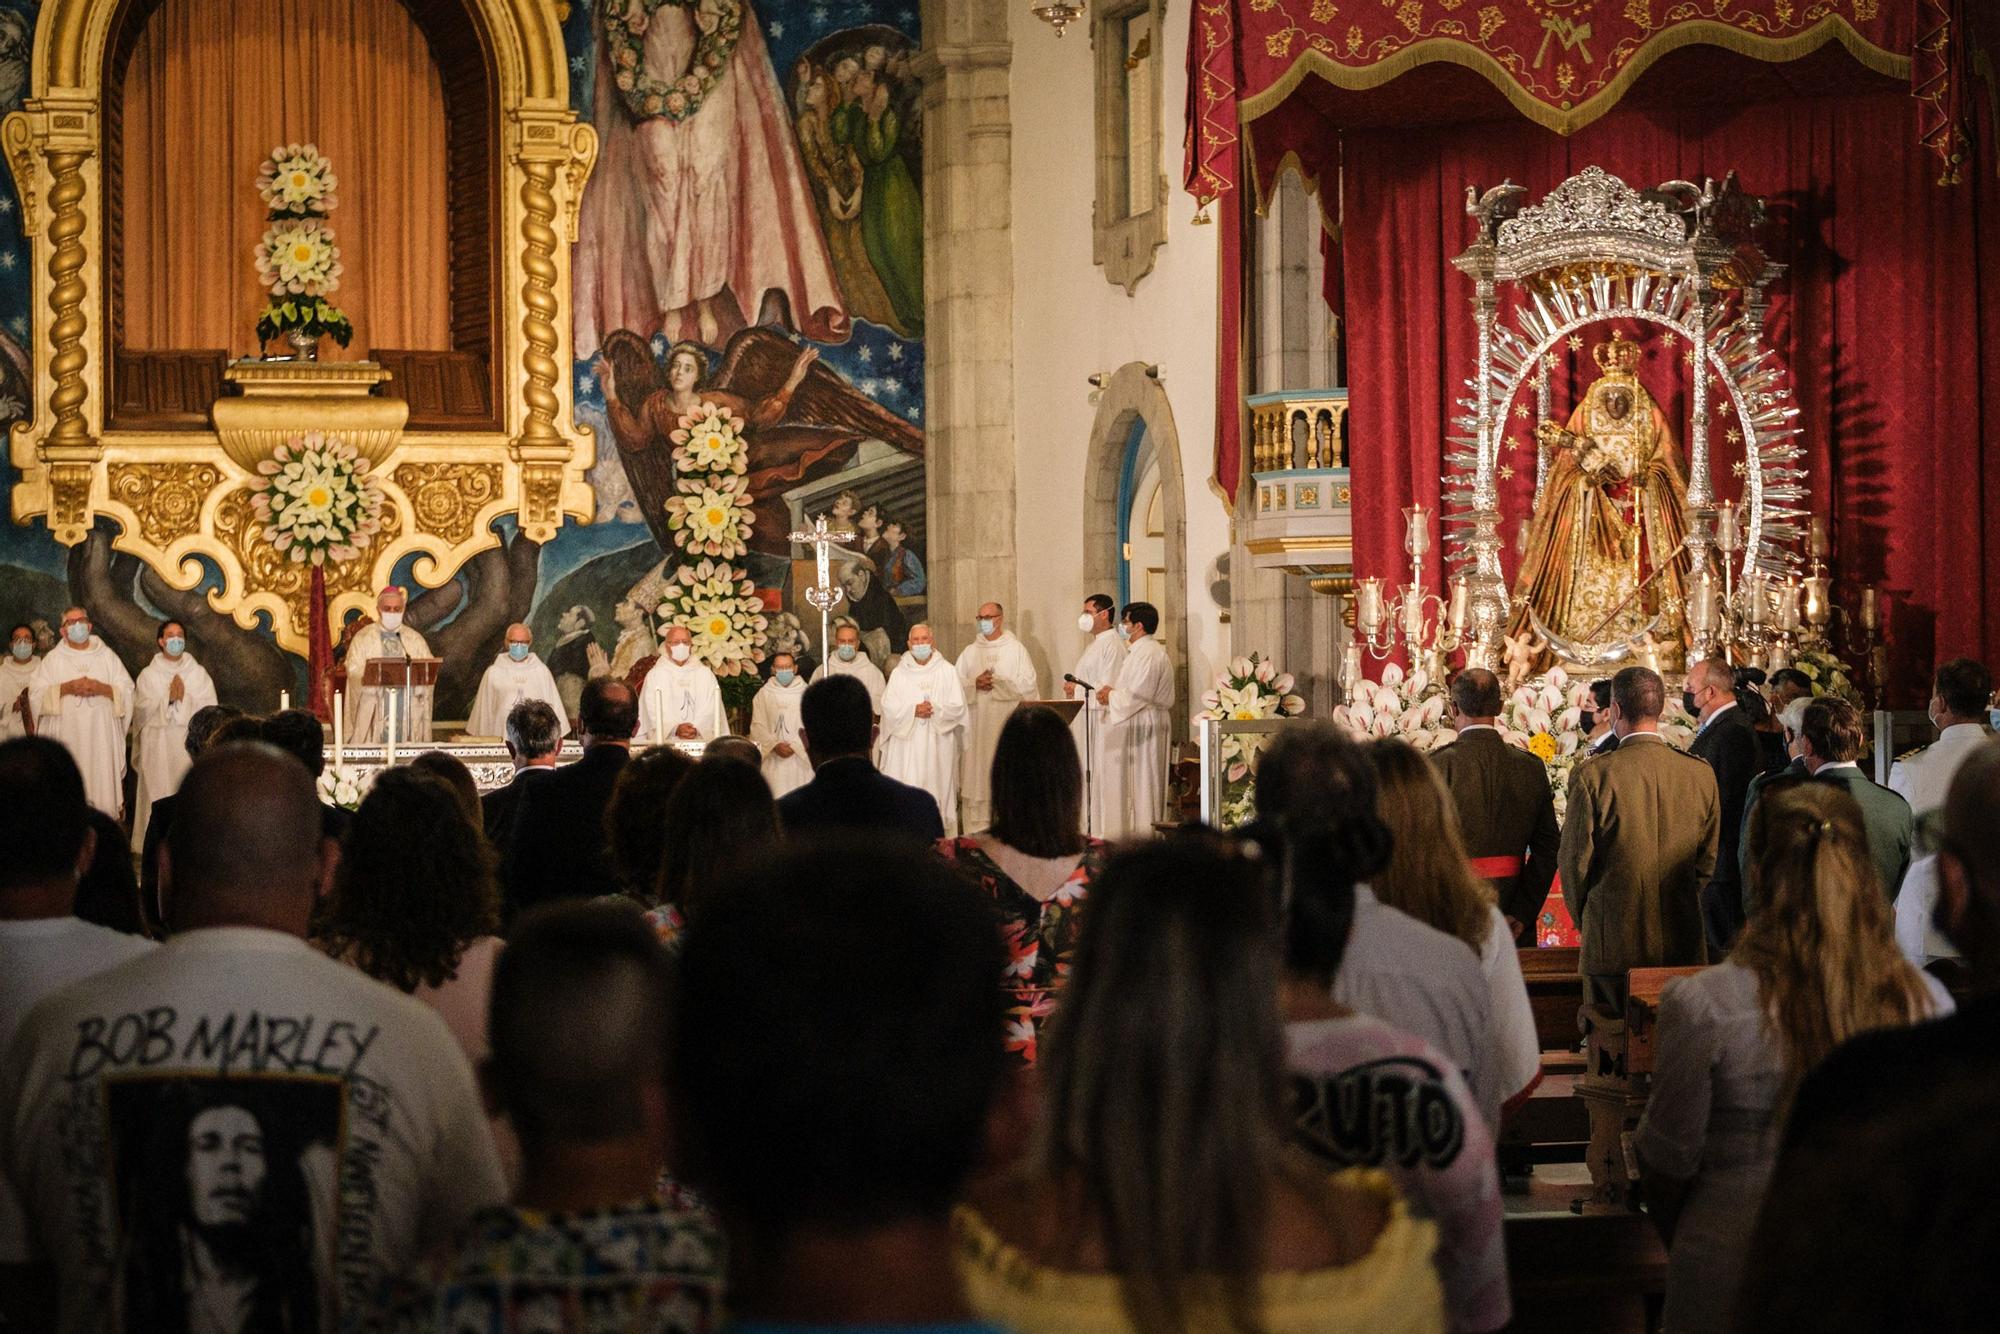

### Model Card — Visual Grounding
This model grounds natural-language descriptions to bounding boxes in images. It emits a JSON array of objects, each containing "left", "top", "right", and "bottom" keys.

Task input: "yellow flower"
[{"left": 1527, "top": 731, "right": 1558, "bottom": 761}]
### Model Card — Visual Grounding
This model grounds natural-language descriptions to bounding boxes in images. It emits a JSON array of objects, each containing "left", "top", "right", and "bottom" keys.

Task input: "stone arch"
[{"left": 1083, "top": 362, "right": 1190, "bottom": 738}]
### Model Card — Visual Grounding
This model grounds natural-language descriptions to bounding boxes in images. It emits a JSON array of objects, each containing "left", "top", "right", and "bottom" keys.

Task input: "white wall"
[{"left": 1004, "top": 5, "right": 1229, "bottom": 729}]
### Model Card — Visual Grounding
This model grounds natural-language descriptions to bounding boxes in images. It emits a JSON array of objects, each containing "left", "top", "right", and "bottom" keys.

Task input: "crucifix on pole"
[{"left": 788, "top": 514, "right": 856, "bottom": 667}]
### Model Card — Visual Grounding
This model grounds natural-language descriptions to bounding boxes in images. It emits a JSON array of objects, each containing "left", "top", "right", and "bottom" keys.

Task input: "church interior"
[{"left": 1, "top": 0, "right": 1997, "bottom": 1329}]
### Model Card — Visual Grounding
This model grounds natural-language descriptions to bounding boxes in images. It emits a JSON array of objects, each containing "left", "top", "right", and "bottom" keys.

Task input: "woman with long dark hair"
[
  {"left": 1635, "top": 781, "right": 1950, "bottom": 1332},
  {"left": 955, "top": 832, "right": 1444, "bottom": 1332},
  {"left": 652, "top": 756, "right": 780, "bottom": 942},
  {"left": 937, "top": 705, "right": 1106, "bottom": 1065}
]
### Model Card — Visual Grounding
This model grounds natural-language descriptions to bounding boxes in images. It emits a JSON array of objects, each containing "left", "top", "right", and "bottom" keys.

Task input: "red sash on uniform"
[{"left": 1468, "top": 854, "right": 1524, "bottom": 880}]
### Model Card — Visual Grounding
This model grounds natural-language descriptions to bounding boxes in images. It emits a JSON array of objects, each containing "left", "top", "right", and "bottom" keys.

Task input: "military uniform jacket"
[
  {"left": 1559, "top": 733, "right": 1720, "bottom": 981},
  {"left": 1429, "top": 727, "right": 1561, "bottom": 928},
  {"left": 1741, "top": 762, "right": 1913, "bottom": 908}
]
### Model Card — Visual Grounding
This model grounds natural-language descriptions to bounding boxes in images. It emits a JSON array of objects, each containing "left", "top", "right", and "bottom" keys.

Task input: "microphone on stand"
[{"left": 1063, "top": 673, "right": 1096, "bottom": 691}]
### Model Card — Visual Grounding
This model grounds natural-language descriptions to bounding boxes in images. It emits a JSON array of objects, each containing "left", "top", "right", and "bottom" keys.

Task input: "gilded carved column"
[
  {"left": 516, "top": 156, "right": 562, "bottom": 450},
  {"left": 43, "top": 140, "right": 97, "bottom": 544}
]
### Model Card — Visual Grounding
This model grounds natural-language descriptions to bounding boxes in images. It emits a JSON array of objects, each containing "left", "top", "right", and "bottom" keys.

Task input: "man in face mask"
[
  {"left": 749, "top": 652, "right": 814, "bottom": 797},
  {"left": 1, "top": 623, "right": 40, "bottom": 742},
  {"left": 810, "top": 620, "right": 886, "bottom": 720},
  {"left": 638, "top": 624, "right": 728, "bottom": 745},
  {"left": 467, "top": 623, "right": 570, "bottom": 740},
  {"left": 28, "top": 606, "right": 136, "bottom": 818},
  {"left": 1063, "top": 594, "right": 1125, "bottom": 835},
  {"left": 878, "top": 624, "right": 969, "bottom": 835},
  {"left": 129, "top": 620, "right": 218, "bottom": 849},
  {"left": 342, "top": 586, "right": 436, "bottom": 745},
  {"left": 1889, "top": 657, "right": 1994, "bottom": 821},
  {"left": 955, "top": 603, "right": 1039, "bottom": 834}
]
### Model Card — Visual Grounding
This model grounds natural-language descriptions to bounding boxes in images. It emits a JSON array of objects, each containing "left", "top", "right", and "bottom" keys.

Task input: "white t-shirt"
[
  {"left": 1333, "top": 887, "right": 1505, "bottom": 1130},
  {"left": 0, "top": 916, "right": 157, "bottom": 1057},
  {"left": 1476, "top": 904, "right": 1543, "bottom": 1109},
  {"left": 0, "top": 926, "right": 507, "bottom": 1334}
]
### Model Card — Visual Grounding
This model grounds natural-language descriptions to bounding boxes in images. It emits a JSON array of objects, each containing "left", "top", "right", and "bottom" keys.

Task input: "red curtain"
[{"left": 1341, "top": 86, "right": 2000, "bottom": 702}]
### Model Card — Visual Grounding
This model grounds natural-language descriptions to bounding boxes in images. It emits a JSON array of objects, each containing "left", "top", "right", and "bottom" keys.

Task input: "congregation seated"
[
  {"left": 1255, "top": 722, "right": 1510, "bottom": 1127},
  {"left": 672, "top": 836, "right": 1009, "bottom": 1331},
  {"left": 1370, "top": 738, "right": 1541, "bottom": 1114},
  {"left": 1736, "top": 738, "right": 2000, "bottom": 1331},
  {"left": 651, "top": 755, "right": 778, "bottom": 945},
  {"left": 316, "top": 765, "right": 505, "bottom": 1062},
  {"left": 504, "top": 677, "right": 638, "bottom": 924},
  {"left": 776, "top": 674, "right": 945, "bottom": 842},
  {"left": 1633, "top": 780, "right": 1949, "bottom": 1332},
  {"left": 0, "top": 741, "right": 504, "bottom": 1330},
  {"left": 936, "top": 704, "right": 1106, "bottom": 1066},
  {"left": 374, "top": 899, "right": 724, "bottom": 1331},
  {"left": 605, "top": 743, "right": 697, "bottom": 904},
  {"left": 1239, "top": 788, "right": 1508, "bottom": 1333},
  {"left": 407, "top": 749, "right": 483, "bottom": 827},
  {"left": 958, "top": 832, "right": 1446, "bottom": 1332}
]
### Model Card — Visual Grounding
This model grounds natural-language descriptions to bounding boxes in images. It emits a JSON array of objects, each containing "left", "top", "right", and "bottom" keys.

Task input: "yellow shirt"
[{"left": 952, "top": 1170, "right": 1444, "bottom": 1334}]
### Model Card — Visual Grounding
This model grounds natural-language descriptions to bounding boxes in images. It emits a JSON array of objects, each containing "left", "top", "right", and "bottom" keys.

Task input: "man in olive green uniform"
[
  {"left": 1560, "top": 666, "right": 1720, "bottom": 1009},
  {"left": 1430, "top": 668, "right": 1560, "bottom": 943}
]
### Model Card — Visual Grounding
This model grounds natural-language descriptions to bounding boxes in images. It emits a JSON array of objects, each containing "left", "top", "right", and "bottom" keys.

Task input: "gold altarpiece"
[{"left": 0, "top": 0, "right": 598, "bottom": 656}]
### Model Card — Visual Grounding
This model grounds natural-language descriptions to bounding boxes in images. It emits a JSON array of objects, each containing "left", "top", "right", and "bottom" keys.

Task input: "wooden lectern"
[{"left": 362, "top": 656, "right": 441, "bottom": 744}]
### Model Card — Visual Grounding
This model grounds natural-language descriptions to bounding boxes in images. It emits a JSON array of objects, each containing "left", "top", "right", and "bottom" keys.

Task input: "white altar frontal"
[{"left": 320, "top": 738, "right": 706, "bottom": 801}]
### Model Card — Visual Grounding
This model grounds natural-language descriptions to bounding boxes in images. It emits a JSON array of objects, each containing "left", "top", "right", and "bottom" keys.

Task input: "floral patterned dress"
[{"left": 939, "top": 837, "right": 1106, "bottom": 1065}]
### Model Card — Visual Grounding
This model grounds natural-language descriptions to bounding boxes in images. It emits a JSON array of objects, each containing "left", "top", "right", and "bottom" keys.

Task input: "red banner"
[{"left": 1185, "top": 1, "right": 1961, "bottom": 207}]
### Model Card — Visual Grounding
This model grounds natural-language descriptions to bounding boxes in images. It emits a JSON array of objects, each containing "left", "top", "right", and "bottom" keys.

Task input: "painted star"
[
  {"left": 857, "top": 346, "right": 873, "bottom": 364},
  {"left": 1732, "top": 461, "right": 1748, "bottom": 478},
  {"left": 0, "top": 196, "right": 14, "bottom": 215},
  {"left": 1725, "top": 427, "right": 1743, "bottom": 444},
  {"left": 1513, "top": 403, "right": 1530, "bottom": 420},
  {"left": 0, "top": 252, "right": 14, "bottom": 272},
  {"left": 1567, "top": 334, "right": 1583, "bottom": 351},
  {"left": 1505, "top": 435, "right": 1523, "bottom": 454},
  {"left": 570, "top": 54, "right": 587, "bottom": 75},
  {"left": 887, "top": 343, "right": 905, "bottom": 362},
  {"left": 860, "top": 378, "right": 880, "bottom": 396},
  {"left": 882, "top": 376, "right": 902, "bottom": 395},
  {"left": 1662, "top": 330, "right": 1679, "bottom": 347},
  {"left": 905, "top": 404, "right": 921, "bottom": 421},
  {"left": 769, "top": 20, "right": 784, "bottom": 38},
  {"left": 1541, "top": 351, "right": 1559, "bottom": 369},
  {"left": 1499, "top": 464, "right": 1516, "bottom": 480},
  {"left": 1684, "top": 348, "right": 1697, "bottom": 365}
]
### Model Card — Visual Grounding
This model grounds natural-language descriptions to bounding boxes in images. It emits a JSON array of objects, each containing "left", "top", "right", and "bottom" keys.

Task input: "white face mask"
[
  {"left": 1120, "top": 623, "right": 1135, "bottom": 642},
  {"left": 669, "top": 642, "right": 691, "bottom": 664},
  {"left": 10, "top": 641, "right": 31, "bottom": 661},
  {"left": 65, "top": 622, "right": 90, "bottom": 645},
  {"left": 379, "top": 611, "right": 404, "bottom": 632},
  {"left": 836, "top": 643, "right": 858, "bottom": 661},
  {"left": 977, "top": 618, "right": 995, "bottom": 637},
  {"left": 911, "top": 643, "right": 933, "bottom": 663},
  {"left": 1077, "top": 612, "right": 1096, "bottom": 633}
]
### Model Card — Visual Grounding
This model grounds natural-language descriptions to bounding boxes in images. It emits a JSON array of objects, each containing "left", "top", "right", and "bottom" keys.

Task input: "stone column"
[{"left": 914, "top": 1, "right": 1014, "bottom": 655}]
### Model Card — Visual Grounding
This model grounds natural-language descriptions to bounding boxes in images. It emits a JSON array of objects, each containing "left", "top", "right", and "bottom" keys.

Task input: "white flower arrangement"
[
  {"left": 670, "top": 403, "right": 751, "bottom": 476},
  {"left": 1791, "top": 649, "right": 1864, "bottom": 708},
  {"left": 656, "top": 558, "right": 769, "bottom": 679},
  {"left": 248, "top": 433, "right": 385, "bottom": 566},
  {"left": 665, "top": 475, "right": 756, "bottom": 560},
  {"left": 256, "top": 143, "right": 339, "bottom": 215},
  {"left": 1197, "top": 652, "right": 1305, "bottom": 827},
  {"left": 1329, "top": 662, "right": 1454, "bottom": 752},
  {"left": 255, "top": 220, "right": 344, "bottom": 295},
  {"left": 316, "top": 763, "right": 375, "bottom": 811}
]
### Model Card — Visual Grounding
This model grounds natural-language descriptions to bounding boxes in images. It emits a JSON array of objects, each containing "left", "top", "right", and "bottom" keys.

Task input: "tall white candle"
[
  {"left": 386, "top": 692, "right": 399, "bottom": 766},
  {"left": 332, "top": 691, "right": 344, "bottom": 767},
  {"left": 1447, "top": 578, "right": 1469, "bottom": 633},
  {"left": 1356, "top": 579, "right": 1384, "bottom": 634},
  {"left": 280, "top": 689, "right": 290, "bottom": 712},
  {"left": 654, "top": 691, "right": 666, "bottom": 744},
  {"left": 1400, "top": 588, "right": 1425, "bottom": 638}
]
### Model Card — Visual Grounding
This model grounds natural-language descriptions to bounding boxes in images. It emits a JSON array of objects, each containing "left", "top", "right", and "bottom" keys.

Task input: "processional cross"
[{"left": 788, "top": 514, "right": 856, "bottom": 664}]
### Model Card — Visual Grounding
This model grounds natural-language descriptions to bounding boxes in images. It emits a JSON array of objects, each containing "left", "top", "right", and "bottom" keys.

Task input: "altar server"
[
  {"left": 1065, "top": 593, "right": 1126, "bottom": 834},
  {"left": 956, "top": 602, "right": 1040, "bottom": 833},
  {"left": 1099, "top": 601, "right": 1173, "bottom": 837},
  {"left": 749, "top": 653, "right": 814, "bottom": 797},
  {"left": 30, "top": 606, "right": 135, "bottom": 819},
  {"left": 344, "top": 585, "right": 435, "bottom": 744},
  {"left": 812, "top": 619, "right": 886, "bottom": 716},
  {"left": 639, "top": 624, "right": 727, "bottom": 743},
  {"left": 128, "top": 620, "right": 217, "bottom": 847},
  {"left": 878, "top": 624, "right": 968, "bottom": 836},
  {"left": 467, "top": 623, "right": 569, "bottom": 738},
  {"left": 2, "top": 623, "right": 39, "bottom": 742}
]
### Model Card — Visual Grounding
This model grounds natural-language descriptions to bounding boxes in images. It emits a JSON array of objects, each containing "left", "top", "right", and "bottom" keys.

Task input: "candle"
[
  {"left": 1692, "top": 570, "right": 1717, "bottom": 632},
  {"left": 1402, "top": 504, "right": 1431, "bottom": 558},
  {"left": 1777, "top": 580, "right": 1801, "bottom": 631},
  {"left": 1340, "top": 642, "right": 1362, "bottom": 696},
  {"left": 1803, "top": 574, "right": 1831, "bottom": 628},
  {"left": 280, "top": 689, "right": 290, "bottom": 712},
  {"left": 1860, "top": 585, "right": 1880, "bottom": 632},
  {"left": 1744, "top": 574, "right": 1766, "bottom": 626},
  {"left": 1809, "top": 517, "right": 1830, "bottom": 560},
  {"left": 654, "top": 691, "right": 666, "bottom": 744},
  {"left": 385, "top": 691, "right": 399, "bottom": 766},
  {"left": 1638, "top": 640, "right": 1661, "bottom": 673},
  {"left": 1447, "top": 578, "right": 1469, "bottom": 633},
  {"left": 332, "top": 691, "right": 344, "bottom": 767},
  {"left": 1356, "top": 579, "right": 1385, "bottom": 634},
  {"left": 1400, "top": 588, "right": 1426, "bottom": 639},
  {"left": 1717, "top": 501, "right": 1739, "bottom": 554}
]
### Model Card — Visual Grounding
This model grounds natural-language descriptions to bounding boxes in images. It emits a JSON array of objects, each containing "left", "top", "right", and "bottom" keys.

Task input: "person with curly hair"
[{"left": 318, "top": 767, "right": 503, "bottom": 1060}]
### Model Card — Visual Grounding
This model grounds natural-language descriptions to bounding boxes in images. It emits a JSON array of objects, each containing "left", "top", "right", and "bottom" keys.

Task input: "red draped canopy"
[{"left": 1184, "top": 1, "right": 1999, "bottom": 698}]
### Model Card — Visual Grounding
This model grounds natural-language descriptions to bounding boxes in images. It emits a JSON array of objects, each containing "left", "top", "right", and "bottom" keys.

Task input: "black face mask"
[
  {"left": 1682, "top": 689, "right": 1701, "bottom": 717},
  {"left": 1579, "top": 709, "right": 1597, "bottom": 732}
]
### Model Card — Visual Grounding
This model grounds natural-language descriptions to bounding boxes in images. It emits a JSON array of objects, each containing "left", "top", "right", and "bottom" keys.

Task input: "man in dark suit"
[
  {"left": 483, "top": 698, "right": 563, "bottom": 862},
  {"left": 1560, "top": 666, "right": 1719, "bottom": 1010},
  {"left": 1684, "top": 657, "right": 1762, "bottom": 954},
  {"left": 262, "top": 708, "right": 351, "bottom": 843},
  {"left": 1741, "top": 695, "right": 1913, "bottom": 912},
  {"left": 1429, "top": 668, "right": 1559, "bottom": 942},
  {"left": 503, "top": 678, "right": 638, "bottom": 926},
  {"left": 777, "top": 675, "right": 943, "bottom": 842},
  {"left": 1583, "top": 678, "right": 1620, "bottom": 757}
]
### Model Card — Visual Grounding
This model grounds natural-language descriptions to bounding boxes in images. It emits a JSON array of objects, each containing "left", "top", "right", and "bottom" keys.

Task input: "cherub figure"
[{"left": 1502, "top": 627, "right": 1545, "bottom": 689}]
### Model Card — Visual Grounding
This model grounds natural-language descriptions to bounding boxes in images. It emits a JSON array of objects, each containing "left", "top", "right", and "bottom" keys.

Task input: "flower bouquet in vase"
[
  {"left": 1197, "top": 653, "right": 1305, "bottom": 828},
  {"left": 252, "top": 144, "right": 353, "bottom": 359}
]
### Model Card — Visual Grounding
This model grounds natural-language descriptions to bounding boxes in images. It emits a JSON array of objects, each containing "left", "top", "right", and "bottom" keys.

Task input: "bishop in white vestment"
[
  {"left": 1, "top": 625, "right": 40, "bottom": 742},
  {"left": 1065, "top": 596, "right": 1127, "bottom": 835},
  {"left": 749, "top": 654, "right": 814, "bottom": 797},
  {"left": 467, "top": 624, "right": 570, "bottom": 738},
  {"left": 1099, "top": 607, "right": 1174, "bottom": 838},
  {"left": 878, "top": 625, "right": 969, "bottom": 836},
  {"left": 639, "top": 626, "right": 728, "bottom": 743},
  {"left": 129, "top": 623, "right": 218, "bottom": 845},
  {"left": 31, "top": 609, "right": 135, "bottom": 818},
  {"left": 344, "top": 587, "right": 435, "bottom": 744},
  {"left": 956, "top": 604, "right": 1040, "bottom": 833},
  {"left": 811, "top": 621, "right": 886, "bottom": 716}
]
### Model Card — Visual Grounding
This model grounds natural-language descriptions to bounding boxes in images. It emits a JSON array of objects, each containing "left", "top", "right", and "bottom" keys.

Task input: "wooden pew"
[
  {"left": 1520, "top": 945, "right": 1585, "bottom": 1057},
  {"left": 1576, "top": 965, "right": 1705, "bottom": 1207}
]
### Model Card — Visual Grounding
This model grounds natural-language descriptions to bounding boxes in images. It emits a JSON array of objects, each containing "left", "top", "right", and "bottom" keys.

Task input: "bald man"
[
  {"left": 344, "top": 585, "right": 436, "bottom": 744},
  {"left": 0, "top": 742, "right": 505, "bottom": 1332},
  {"left": 467, "top": 623, "right": 569, "bottom": 738}
]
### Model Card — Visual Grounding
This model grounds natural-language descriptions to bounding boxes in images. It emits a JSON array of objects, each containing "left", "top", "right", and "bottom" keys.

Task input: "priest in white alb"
[
  {"left": 639, "top": 623, "right": 728, "bottom": 743},
  {"left": 1099, "top": 601, "right": 1174, "bottom": 837},
  {"left": 1065, "top": 593, "right": 1127, "bottom": 835},
  {"left": 2, "top": 622, "right": 40, "bottom": 742},
  {"left": 811, "top": 619, "right": 886, "bottom": 717},
  {"left": 129, "top": 618, "right": 218, "bottom": 846},
  {"left": 30, "top": 606, "right": 135, "bottom": 818},
  {"left": 749, "top": 652, "right": 814, "bottom": 797},
  {"left": 878, "top": 623, "right": 968, "bottom": 835},
  {"left": 956, "top": 601, "right": 1040, "bottom": 832},
  {"left": 344, "top": 586, "right": 435, "bottom": 744},
  {"left": 467, "top": 623, "right": 570, "bottom": 738}
]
